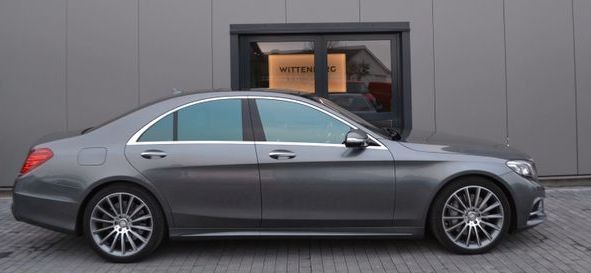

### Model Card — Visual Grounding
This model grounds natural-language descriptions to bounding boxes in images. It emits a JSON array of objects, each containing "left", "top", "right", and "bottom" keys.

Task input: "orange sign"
[{"left": 268, "top": 54, "right": 346, "bottom": 93}]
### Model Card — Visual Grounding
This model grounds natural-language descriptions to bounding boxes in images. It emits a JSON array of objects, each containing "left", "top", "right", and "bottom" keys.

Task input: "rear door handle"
[
  {"left": 269, "top": 150, "right": 296, "bottom": 160},
  {"left": 140, "top": 150, "right": 167, "bottom": 159}
]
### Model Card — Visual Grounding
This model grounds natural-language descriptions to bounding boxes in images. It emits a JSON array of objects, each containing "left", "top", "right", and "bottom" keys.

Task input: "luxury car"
[{"left": 12, "top": 90, "right": 545, "bottom": 262}]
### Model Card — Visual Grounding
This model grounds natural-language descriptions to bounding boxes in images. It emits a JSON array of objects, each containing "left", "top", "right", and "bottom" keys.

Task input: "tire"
[
  {"left": 430, "top": 177, "right": 511, "bottom": 254},
  {"left": 83, "top": 184, "right": 165, "bottom": 262}
]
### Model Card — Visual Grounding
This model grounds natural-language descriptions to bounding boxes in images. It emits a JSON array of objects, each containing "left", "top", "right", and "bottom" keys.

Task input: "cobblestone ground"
[{"left": 1, "top": 187, "right": 591, "bottom": 273}]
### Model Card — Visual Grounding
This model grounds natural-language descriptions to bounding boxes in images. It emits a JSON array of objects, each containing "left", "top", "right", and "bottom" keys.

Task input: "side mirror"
[{"left": 344, "top": 129, "right": 369, "bottom": 148}]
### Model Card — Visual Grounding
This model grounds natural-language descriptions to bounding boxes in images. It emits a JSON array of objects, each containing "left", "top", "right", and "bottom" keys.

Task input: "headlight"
[{"left": 506, "top": 160, "right": 537, "bottom": 179}]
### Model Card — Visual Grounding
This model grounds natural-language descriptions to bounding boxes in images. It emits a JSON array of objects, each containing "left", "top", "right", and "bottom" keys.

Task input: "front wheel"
[
  {"left": 430, "top": 177, "right": 511, "bottom": 254},
  {"left": 83, "top": 184, "right": 165, "bottom": 262}
]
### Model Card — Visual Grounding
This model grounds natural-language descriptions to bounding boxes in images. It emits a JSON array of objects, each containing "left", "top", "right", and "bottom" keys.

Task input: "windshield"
[{"left": 314, "top": 97, "right": 389, "bottom": 138}]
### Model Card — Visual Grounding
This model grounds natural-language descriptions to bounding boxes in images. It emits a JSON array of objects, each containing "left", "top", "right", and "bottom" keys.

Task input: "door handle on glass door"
[{"left": 269, "top": 150, "right": 296, "bottom": 160}]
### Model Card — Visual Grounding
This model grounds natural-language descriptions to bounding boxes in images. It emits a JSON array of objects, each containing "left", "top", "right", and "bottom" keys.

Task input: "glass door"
[
  {"left": 238, "top": 34, "right": 401, "bottom": 128},
  {"left": 323, "top": 35, "right": 399, "bottom": 127},
  {"left": 240, "top": 36, "right": 321, "bottom": 94}
]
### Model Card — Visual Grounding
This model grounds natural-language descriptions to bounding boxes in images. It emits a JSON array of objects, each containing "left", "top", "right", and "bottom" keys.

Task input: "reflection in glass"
[
  {"left": 177, "top": 99, "right": 243, "bottom": 141},
  {"left": 326, "top": 40, "right": 392, "bottom": 113},
  {"left": 249, "top": 42, "right": 315, "bottom": 93},
  {"left": 256, "top": 99, "right": 350, "bottom": 144}
]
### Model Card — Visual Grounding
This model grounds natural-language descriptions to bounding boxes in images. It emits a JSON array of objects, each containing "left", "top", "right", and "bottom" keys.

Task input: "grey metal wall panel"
[
  {"left": 360, "top": 0, "right": 435, "bottom": 132},
  {"left": 67, "top": 0, "right": 139, "bottom": 130},
  {"left": 286, "top": 0, "right": 359, "bottom": 23},
  {"left": 139, "top": 0, "right": 212, "bottom": 104},
  {"left": 433, "top": 0, "right": 507, "bottom": 143},
  {"left": 505, "top": 0, "right": 577, "bottom": 175},
  {"left": 0, "top": 0, "right": 67, "bottom": 187},
  {"left": 574, "top": 0, "right": 591, "bottom": 174},
  {"left": 212, "top": 0, "right": 285, "bottom": 89}
]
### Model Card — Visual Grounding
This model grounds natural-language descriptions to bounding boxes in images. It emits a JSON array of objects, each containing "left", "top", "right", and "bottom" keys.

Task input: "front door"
[
  {"left": 250, "top": 97, "right": 395, "bottom": 227},
  {"left": 125, "top": 98, "right": 261, "bottom": 229}
]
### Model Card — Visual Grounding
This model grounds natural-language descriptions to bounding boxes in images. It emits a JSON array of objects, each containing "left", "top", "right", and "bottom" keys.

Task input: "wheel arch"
[
  {"left": 75, "top": 176, "right": 172, "bottom": 235},
  {"left": 424, "top": 171, "right": 518, "bottom": 234}
]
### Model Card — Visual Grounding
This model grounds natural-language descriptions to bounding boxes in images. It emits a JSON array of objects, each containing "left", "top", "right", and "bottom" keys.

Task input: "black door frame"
[{"left": 230, "top": 22, "right": 412, "bottom": 130}]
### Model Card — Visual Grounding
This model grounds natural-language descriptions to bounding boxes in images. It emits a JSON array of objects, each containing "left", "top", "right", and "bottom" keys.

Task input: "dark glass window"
[
  {"left": 249, "top": 41, "right": 315, "bottom": 93},
  {"left": 138, "top": 114, "right": 173, "bottom": 142},
  {"left": 138, "top": 99, "right": 243, "bottom": 142},
  {"left": 177, "top": 99, "right": 243, "bottom": 141},
  {"left": 256, "top": 99, "right": 350, "bottom": 144},
  {"left": 327, "top": 40, "right": 392, "bottom": 113}
]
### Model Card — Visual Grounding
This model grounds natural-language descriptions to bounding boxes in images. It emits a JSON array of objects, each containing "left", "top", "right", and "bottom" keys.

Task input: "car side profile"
[{"left": 12, "top": 91, "right": 545, "bottom": 262}]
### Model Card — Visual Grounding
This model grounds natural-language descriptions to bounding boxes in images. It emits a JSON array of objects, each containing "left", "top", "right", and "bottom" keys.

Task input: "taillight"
[{"left": 20, "top": 148, "right": 53, "bottom": 175}]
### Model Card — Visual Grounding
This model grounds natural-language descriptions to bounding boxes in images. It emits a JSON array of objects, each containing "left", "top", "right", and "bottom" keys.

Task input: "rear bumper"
[{"left": 12, "top": 192, "right": 78, "bottom": 234}]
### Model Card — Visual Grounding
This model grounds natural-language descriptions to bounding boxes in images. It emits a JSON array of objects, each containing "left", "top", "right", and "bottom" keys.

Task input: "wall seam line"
[
  {"left": 358, "top": 0, "right": 361, "bottom": 22},
  {"left": 65, "top": 0, "right": 69, "bottom": 130},
  {"left": 285, "top": 0, "right": 288, "bottom": 23},
  {"left": 571, "top": 0, "right": 579, "bottom": 174},
  {"left": 211, "top": 0, "right": 214, "bottom": 88},
  {"left": 137, "top": 0, "right": 141, "bottom": 105},
  {"left": 431, "top": 0, "right": 437, "bottom": 131},
  {"left": 502, "top": 0, "right": 509, "bottom": 145}
]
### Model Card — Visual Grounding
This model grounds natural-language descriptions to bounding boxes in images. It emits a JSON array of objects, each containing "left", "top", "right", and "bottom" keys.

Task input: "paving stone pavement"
[{"left": 1, "top": 187, "right": 591, "bottom": 273}]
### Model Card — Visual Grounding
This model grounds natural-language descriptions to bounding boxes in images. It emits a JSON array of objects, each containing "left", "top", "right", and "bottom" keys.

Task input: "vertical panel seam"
[
  {"left": 571, "top": 0, "right": 579, "bottom": 174},
  {"left": 431, "top": 0, "right": 437, "bottom": 131},
  {"left": 285, "top": 0, "right": 288, "bottom": 23},
  {"left": 211, "top": 0, "right": 214, "bottom": 88},
  {"left": 65, "top": 0, "right": 69, "bottom": 130},
  {"left": 137, "top": 0, "right": 141, "bottom": 105},
  {"left": 502, "top": 0, "right": 509, "bottom": 145},
  {"left": 358, "top": 0, "right": 361, "bottom": 22}
]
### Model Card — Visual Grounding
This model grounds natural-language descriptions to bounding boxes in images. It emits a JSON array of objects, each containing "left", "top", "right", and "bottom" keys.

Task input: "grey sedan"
[{"left": 12, "top": 91, "right": 545, "bottom": 262}]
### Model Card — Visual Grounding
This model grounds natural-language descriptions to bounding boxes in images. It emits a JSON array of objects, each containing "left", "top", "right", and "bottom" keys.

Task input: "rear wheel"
[
  {"left": 430, "top": 177, "right": 511, "bottom": 254},
  {"left": 83, "top": 184, "right": 165, "bottom": 262}
]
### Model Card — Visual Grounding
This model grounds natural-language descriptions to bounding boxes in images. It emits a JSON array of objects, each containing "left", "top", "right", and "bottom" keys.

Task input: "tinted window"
[
  {"left": 138, "top": 114, "right": 173, "bottom": 141},
  {"left": 177, "top": 99, "right": 242, "bottom": 141},
  {"left": 138, "top": 99, "right": 243, "bottom": 142},
  {"left": 256, "top": 99, "right": 350, "bottom": 144}
]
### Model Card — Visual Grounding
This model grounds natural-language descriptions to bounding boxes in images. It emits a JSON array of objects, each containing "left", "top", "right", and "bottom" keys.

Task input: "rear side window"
[
  {"left": 177, "top": 99, "right": 242, "bottom": 141},
  {"left": 255, "top": 99, "right": 350, "bottom": 144},
  {"left": 138, "top": 114, "right": 173, "bottom": 141},
  {"left": 138, "top": 99, "right": 243, "bottom": 142}
]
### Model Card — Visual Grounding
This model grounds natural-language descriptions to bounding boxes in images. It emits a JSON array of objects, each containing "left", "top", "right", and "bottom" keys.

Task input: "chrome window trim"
[
  {"left": 127, "top": 95, "right": 387, "bottom": 150},
  {"left": 128, "top": 141, "right": 255, "bottom": 146},
  {"left": 127, "top": 96, "right": 248, "bottom": 145},
  {"left": 127, "top": 140, "right": 386, "bottom": 150},
  {"left": 251, "top": 96, "right": 387, "bottom": 149}
]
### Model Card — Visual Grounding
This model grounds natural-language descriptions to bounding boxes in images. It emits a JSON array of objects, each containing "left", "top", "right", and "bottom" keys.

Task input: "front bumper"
[
  {"left": 500, "top": 171, "right": 546, "bottom": 230},
  {"left": 526, "top": 197, "right": 545, "bottom": 227}
]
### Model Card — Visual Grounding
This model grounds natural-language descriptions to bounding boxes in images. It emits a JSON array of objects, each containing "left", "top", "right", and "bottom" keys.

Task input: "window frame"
[
  {"left": 248, "top": 96, "right": 386, "bottom": 149},
  {"left": 127, "top": 95, "right": 387, "bottom": 150},
  {"left": 128, "top": 97, "right": 251, "bottom": 145},
  {"left": 230, "top": 22, "right": 412, "bottom": 130}
]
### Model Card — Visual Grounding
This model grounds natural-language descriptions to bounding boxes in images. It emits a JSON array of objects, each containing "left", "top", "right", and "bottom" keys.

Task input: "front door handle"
[
  {"left": 140, "top": 150, "right": 167, "bottom": 159},
  {"left": 269, "top": 150, "right": 296, "bottom": 160}
]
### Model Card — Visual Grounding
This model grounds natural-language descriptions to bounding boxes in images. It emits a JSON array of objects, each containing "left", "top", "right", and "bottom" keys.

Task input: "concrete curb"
[{"left": 540, "top": 176, "right": 591, "bottom": 188}]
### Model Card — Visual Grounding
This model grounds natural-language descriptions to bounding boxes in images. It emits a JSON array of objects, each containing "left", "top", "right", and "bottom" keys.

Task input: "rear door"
[
  {"left": 125, "top": 98, "right": 261, "bottom": 229},
  {"left": 250, "top": 97, "right": 395, "bottom": 228}
]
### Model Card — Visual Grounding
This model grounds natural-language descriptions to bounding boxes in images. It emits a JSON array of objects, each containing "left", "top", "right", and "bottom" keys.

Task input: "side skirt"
[{"left": 169, "top": 227, "right": 424, "bottom": 240}]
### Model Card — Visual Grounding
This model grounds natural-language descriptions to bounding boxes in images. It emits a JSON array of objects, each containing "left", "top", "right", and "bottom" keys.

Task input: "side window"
[
  {"left": 177, "top": 99, "right": 242, "bottom": 141},
  {"left": 255, "top": 99, "right": 350, "bottom": 144},
  {"left": 138, "top": 99, "right": 243, "bottom": 142},
  {"left": 138, "top": 114, "right": 173, "bottom": 142}
]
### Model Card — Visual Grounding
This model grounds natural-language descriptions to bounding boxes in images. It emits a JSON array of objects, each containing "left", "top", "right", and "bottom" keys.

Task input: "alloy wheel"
[
  {"left": 89, "top": 192, "right": 154, "bottom": 257},
  {"left": 442, "top": 185, "right": 505, "bottom": 250}
]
